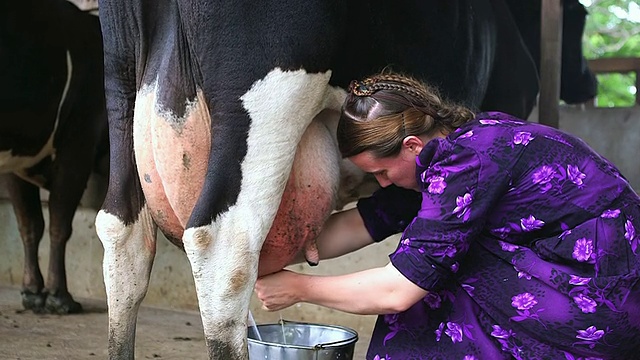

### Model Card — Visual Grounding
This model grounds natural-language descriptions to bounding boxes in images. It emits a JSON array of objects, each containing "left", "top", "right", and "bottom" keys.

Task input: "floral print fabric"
[{"left": 358, "top": 112, "right": 640, "bottom": 359}]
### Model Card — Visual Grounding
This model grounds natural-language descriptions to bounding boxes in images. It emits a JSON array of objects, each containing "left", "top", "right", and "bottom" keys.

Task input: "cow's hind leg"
[
  {"left": 183, "top": 225, "right": 258, "bottom": 360},
  {"left": 43, "top": 145, "right": 97, "bottom": 314},
  {"left": 96, "top": 206, "right": 157, "bottom": 359},
  {"left": 183, "top": 69, "right": 335, "bottom": 359},
  {"left": 3, "top": 174, "right": 47, "bottom": 312}
]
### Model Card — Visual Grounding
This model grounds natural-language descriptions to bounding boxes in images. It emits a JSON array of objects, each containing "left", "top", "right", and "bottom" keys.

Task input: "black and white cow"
[
  {"left": 505, "top": 0, "right": 598, "bottom": 104},
  {"left": 96, "top": 0, "right": 539, "bottom": 358},
  {"left": 0, "top": 0, "right": 107, "bottom": 313}
]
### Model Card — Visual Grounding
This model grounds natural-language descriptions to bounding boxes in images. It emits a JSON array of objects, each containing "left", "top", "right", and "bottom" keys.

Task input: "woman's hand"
[{"left": 255, "top": 270, "right": 304, "bottom": 311}]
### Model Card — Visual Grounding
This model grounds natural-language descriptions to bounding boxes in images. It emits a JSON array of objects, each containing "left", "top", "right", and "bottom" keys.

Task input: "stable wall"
[{"left": 0, "top": 105, "right": 638, "bottom": 335}]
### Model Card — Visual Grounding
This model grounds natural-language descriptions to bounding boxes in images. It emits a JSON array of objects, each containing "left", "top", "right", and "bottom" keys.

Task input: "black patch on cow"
[
  {"left": 331, "top": 1, "right": 491, "bottom": 109},
  {"left": 0, "top": 1, "right": 67, "bottom": 156}
]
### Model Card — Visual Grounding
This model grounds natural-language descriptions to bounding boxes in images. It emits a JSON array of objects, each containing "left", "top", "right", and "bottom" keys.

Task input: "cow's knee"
[
  {"left": 184, "top": 225, "right": 257, "bottom": 298},
  {"left": 49, "top": 223, "right": 73, "bottom": 245},
  {"left": 183, "top": 226, "right": 212, "bottom": 254},
  {"left": 95, "top": 210, "right": 132, "bottom": 247}
]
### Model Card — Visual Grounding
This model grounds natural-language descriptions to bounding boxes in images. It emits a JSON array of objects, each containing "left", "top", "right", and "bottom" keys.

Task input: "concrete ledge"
[
  {"left": 0, "top": 200, "right": 395, "bottom": 335},
  {"left": 529, "top": 105, "right": 640, "bottom": 191}
]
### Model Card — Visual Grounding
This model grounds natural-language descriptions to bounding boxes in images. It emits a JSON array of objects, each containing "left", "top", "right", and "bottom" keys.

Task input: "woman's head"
[{"left": 337, "top": 72, "right": 475, "bottom": 159}]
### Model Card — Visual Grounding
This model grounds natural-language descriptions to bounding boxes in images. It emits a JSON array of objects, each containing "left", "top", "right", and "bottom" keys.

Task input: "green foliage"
[
  {"left": 582, "top": 0, "right": 640, "bottom": 107},
  {"left": 594, "top": 73, "right": 636, "bottom": 107}
]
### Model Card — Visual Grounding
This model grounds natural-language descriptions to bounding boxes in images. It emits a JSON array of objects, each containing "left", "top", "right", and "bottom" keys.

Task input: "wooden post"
[
  {"left": 636, "top": 70, "right": 640, "bottom": 106},
  {"left": 539, "top": 0, "right": 563, "bottom": 128},
  {"left": 587, "top": 57, "right": 640, "bottom": 106}
]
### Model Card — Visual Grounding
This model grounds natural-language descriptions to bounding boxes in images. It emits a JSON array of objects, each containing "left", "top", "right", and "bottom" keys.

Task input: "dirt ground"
[
  {"left": 0, "top": 285, "right": 209, "bottom": 360},
  {"left": 0, "top": 286, "right": 369, "bottom": 359}
]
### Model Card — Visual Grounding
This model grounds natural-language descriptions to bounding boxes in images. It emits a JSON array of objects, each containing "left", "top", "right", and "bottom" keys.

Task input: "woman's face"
[{"left": 348, "top": 137, "right": 423, "bottom": 191}]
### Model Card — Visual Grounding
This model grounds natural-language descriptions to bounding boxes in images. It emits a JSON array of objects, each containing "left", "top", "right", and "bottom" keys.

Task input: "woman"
[{"left": 254, "top": 73, "right": 640, "bottom": 359}]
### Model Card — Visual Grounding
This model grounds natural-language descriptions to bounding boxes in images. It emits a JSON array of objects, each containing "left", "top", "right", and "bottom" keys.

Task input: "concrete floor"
[{"left": 0, "top": 285, "right": 371, "bottom": 360}]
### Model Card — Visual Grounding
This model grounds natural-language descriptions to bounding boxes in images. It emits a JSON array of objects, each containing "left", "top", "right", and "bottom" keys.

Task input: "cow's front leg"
[
  {"left": 3, "top": 174, "right": 47, "bottom": 312},
  {"left": 96, "top": 206, "right": 157, "bottom": 359}
]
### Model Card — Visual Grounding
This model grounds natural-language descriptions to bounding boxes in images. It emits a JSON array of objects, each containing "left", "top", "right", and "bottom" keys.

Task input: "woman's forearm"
[{"left": 294, "top": 263, "right": 427, "bottom": 315}]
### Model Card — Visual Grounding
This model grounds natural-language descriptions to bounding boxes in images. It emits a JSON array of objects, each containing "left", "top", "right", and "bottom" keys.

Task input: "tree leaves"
[{"left": 582, "top": 0, "right": 640, "bottom": 107}]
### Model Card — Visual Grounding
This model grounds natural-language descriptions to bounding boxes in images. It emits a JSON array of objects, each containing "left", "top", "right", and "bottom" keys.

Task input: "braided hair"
[{"left": 337, "top": 72, "right": 475, "bottom": 158}]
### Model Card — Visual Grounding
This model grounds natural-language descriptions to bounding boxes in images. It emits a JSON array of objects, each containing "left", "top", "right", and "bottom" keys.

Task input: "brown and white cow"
[
  {"left": 96, "top": 0, "right": 543, "bottom": 358},
  {"left": 0, "top": 0, "right": 107, "bottom": 314}
]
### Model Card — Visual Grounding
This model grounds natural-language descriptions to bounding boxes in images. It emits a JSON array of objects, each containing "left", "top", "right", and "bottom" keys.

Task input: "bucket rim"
[{"left": 247, "top": 319, "right": 359, "bottom": 350}]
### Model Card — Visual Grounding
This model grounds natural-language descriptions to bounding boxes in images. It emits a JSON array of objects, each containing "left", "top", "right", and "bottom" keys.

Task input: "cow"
[
  {"left": 0, "top": 0, "right": 107, "bottom": 314},
  {"left": 505, "top": 0, "right": 598, "bottom": 104},
  {"left": 96, "top": 0, "right": 541, "bottom": 358}
]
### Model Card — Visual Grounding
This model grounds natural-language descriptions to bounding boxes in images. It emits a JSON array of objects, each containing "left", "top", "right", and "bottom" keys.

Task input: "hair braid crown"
[{"left": 368, "top": 73, "right": 429, "bottom": 101}]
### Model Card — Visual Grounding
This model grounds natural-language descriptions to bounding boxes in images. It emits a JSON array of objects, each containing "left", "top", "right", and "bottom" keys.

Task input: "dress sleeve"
[
  {"left": 356, "top": 185, "right": 422, "bottom": 242},
  {"left": 390, "top": 139, "right": 509, "bottom": 291}
]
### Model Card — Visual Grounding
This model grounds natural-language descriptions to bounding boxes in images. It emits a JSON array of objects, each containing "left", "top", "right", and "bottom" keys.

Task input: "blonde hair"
[{"left": 337, "top": 72, "right": 475, "bottom": 158}]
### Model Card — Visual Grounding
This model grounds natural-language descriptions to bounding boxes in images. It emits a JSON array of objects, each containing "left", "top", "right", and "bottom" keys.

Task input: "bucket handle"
[
  {"left": 278, "top": 319, "right": 359, "bottom": 350},
  {"left": 312, "top": 335, "right": 359, "bottom": 350}
]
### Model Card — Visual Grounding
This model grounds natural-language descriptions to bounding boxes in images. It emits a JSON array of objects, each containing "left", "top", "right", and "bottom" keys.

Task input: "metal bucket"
[{"left": 247, "top": 320, "right": 358, "bottom": 360}]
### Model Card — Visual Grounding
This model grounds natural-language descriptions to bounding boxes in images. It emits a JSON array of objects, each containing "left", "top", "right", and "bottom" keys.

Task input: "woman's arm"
[{"left": 255, "top": 263, "right": 428, "bottom": 315}]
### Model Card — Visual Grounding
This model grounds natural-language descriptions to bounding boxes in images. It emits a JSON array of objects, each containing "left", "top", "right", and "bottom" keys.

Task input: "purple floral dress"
[{"left": 357, "top": 112, "right": 640, "bottom": 360}]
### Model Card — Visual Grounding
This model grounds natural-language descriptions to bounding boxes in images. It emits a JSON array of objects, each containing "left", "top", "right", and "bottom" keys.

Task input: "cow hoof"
[
  {"left": 45, "top": 293, "right": 83, "bottom": 314},
  {"left": 20, "top": 290, "right": 47, "bottom": 313}
]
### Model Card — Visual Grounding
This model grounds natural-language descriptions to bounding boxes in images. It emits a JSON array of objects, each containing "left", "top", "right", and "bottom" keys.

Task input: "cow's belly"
[
  {"left": 0, "top": 149, "right": 51, "bottom": 174},
  {"left": 0, "top": 120, "right": 56, "bottom": 176},
  {"left": 133, "top": 83, "right": 212, "bottom": 242},
  {"left": 0, "top": 136, "right": 55, "bottom": 189}
]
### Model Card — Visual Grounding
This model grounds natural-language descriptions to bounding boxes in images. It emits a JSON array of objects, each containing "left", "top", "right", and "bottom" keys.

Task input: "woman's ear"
[{"left": 402, "top": 136, "right": 424, "bottom": 155}]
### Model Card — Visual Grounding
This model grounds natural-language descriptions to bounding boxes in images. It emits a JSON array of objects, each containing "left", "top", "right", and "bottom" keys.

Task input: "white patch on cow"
[
  {"left": 322, "top": 84, "right": 347, "bottom": 113},
  {"left": 95, "top": 208, "right": 157, "bottom": 347},
  {"left": 182, "top": 68, "right": 336, "bottom": 347},
  {"left": 0, "top": 51, "right": 72, "bottom": 176},
  {"left": 236, "top": 68, "right": 335, "bottom": 238}
]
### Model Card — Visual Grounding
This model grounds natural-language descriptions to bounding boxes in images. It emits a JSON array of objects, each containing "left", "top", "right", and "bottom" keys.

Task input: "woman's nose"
[{"left": 375, "top": 175, "right": 392, "bottom": 188}]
